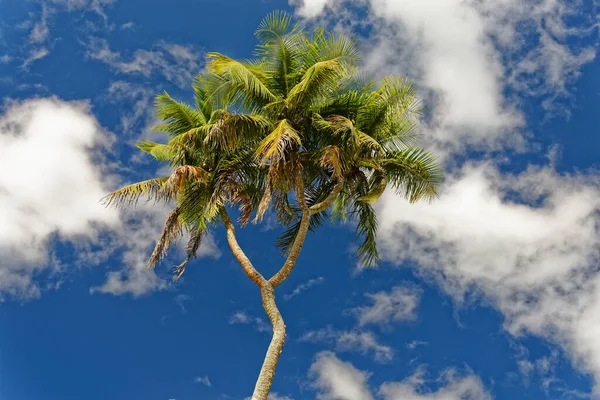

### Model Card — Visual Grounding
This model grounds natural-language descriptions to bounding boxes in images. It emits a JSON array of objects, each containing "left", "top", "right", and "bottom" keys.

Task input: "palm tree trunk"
[{"left": 251, "top": 281, "right": 286, "bottom": 400}]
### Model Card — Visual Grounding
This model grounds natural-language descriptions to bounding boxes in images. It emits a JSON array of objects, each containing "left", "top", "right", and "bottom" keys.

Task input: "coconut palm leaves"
[{"left": 194, "top": 11, "right": 441, "bottom": 267}]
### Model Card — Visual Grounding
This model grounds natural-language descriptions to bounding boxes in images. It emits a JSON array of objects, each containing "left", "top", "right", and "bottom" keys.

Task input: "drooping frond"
[
  {"left": 164, "top": 165, "right": 210, "bottom": 197},
  {"left": 103, "top": 177, "right": 169, "bottom": 207},
  {"left": 351, "top": 198, "right": 379, "bottom": 268},
  {"left": 256, "top": 119, "right": 301, "bottom": 165},
  {"left": 173, "top": 226, "right": 205, "bottom": 281},
  {"left": 136, "top": 140, "right": 172, "bottom": 163},
  {"left": 152, "top": 92, "right": 206, "bottom": 137},
  {"left": 381, "top": 148, "right": 443, "bottom": 203},
  {"left": 319, "top": 145, "right": 343, "bottom": 178},
  {"left": 148, "top": 207, "right": 183, "bottom": 269},
  {"left": 357, "top": 168, "right": 388, "bottom": 205}
]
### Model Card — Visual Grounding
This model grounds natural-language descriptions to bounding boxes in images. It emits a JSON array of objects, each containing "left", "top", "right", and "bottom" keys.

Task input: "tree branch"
[
  {"left": 310, "top": 177, "right": 344, "bottom": 214},
  {"left": 220, "top": 208, "right": 265, "bottom": 287},
  {"left": 268, "top": 169, "right": 310, "bottom": 288}
]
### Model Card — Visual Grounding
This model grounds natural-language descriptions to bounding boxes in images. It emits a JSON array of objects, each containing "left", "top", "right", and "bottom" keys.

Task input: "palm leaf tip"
[
  {"left": 147, "top": 207, "right": 183, "bottom": 269},
  {"left": 103, "top": 178, "right": 169, "bottom": 208}
]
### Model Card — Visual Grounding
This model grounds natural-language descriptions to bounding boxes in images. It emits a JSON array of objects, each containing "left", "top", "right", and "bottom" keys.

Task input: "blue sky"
[{"left": 1, "top": 0, "right": 600, "bottom": 399}]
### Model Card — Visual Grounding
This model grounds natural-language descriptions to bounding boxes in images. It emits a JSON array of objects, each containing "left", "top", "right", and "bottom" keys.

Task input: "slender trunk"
[
  {"left": 251, "top": 281, "right": 286, "bottom": 400},
  {"left": 220, "top": 174, "right": 343, "bottom": 399}
]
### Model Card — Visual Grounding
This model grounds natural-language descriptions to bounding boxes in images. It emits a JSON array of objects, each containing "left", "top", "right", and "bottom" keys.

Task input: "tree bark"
[
  {"left": 220, "top": 173, "right": 344, "bottom": 400},
  {"left": 251, "top": 281, "right": 286, "bottom": 400}
]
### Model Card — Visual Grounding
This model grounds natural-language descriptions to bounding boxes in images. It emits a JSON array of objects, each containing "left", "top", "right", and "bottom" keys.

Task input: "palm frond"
[
  {"left": 103, "top": 177, "right": 169, "bottom": 207},
  {"left": 204, "top": 113, "right": 271, "bottom": 152},
  {"left": 148, "top": 207, "right": 183, "bottom": 269},
  {"left": 152, "top": 92, "right": 205, "bottom": 137},
  {"left": 206, "top": 53, "right": 277, "bottom": 110},
  {"left": 351, "top": 199, "right": 379, "bottom": 268},
  {"left": 136, "top": 140, "right": 172, "bottom": 163},
  {"left": 275, "top": 210, "right": 327, "bottom": 255},
  {"left": 173, "top": 226, "right": 205, "bottom": 281},
  {"left": 381, "top": 148, "right": 443, "bottom": 203},
  {"left": 164, "top": 165, "right": 210, "bottom": 196},
  {"left": 256, "top": 119, "right": 301, "bottom": 165}
]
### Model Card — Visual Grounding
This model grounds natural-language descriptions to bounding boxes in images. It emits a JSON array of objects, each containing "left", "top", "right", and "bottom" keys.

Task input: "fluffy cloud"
[
  {"left": 85, "top": 38, "right": 203, "bottom": 88},
  {"left": 309, "top": 352, "right": 491, "bottom": 400},
  {"left": 310, "top": 352, "right": 374, "bottom": 400},
  {"left": 0, "top": 97, "right": 221, "bottom": 300},
  {"left": 378, "top": 368, "right": 492, "bottom": 400},
  {"left": 375, "top": 163, "right": 600, "bottom": 391},
  {"left": 0, "top": 98, "right": 119, "bottom": 300},
  {"left": 352, "top": 285, "right": 421, "bottom": 327},
  {"left": 301, "top": 327, "right": 393, "bottom": 362}
]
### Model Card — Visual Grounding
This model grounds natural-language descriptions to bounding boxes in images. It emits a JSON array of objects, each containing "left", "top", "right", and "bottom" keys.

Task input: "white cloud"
[
  {"left": 309, "top": 352, "right": 492, "bottom": 400},
  {"left": 175, "top": 294, "right": 191, "bottom": 314},
  {"left": 310, "top": 352, "right": 374, "bottom": 400},
  {"left": 301, "top": 326, "right": 393, "bottom": 362},
  {"left": 229, "top": 310, "right": 271, "bottom": 333},
  {"left": 29, "top": 4, "right": 50, "bottom": 44},
  {"left": 309, "top": 352, "right": 491, "bottom": 400},
  {"left": 85, "top": 38, "right": 202, "bottom": 88},
  {"left": 378, "top": 367, "right": 492, "bottom": 400},
  {"left": 291, "top": 1, "right": 600, "bottom": 394},
  {"left": 352, "top": 285, "right": 421, "bottom": 327},
  {"left": 21, "top": 47, "right": 50, "bottom": 68},
  {"left": 375, "top": 163, "right": 600, "bottom": 392},
  {"left": 0, "top": 98, "right": 119, "bottom": 300},
  {"left": 284, "top": 276, "right": 324, "bottom": 300},
  {"left": 120, "top": 21, "right": 134, "bottom": 30},
  {"left": 193, "top": 375, "right": 211, "bottom": 387}
]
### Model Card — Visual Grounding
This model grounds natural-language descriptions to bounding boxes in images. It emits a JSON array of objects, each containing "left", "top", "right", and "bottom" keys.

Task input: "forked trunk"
[{"left": 251, "top": 282, "right": 286, "bottom": 400}]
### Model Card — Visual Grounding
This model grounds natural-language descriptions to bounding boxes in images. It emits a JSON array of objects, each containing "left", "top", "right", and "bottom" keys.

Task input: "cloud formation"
[
  {"left": 309, "top": 352, "right": 491, "bottom": 400},
  {"left": 301, "top": 326, "right": 394, "bottom": 362},
  {"left": 352, "top": 285, "right": 421, "bottom": 328},
  {"left": 85, "top": 38, "right": 203, "bottom": 88},
  {"left": 0, "top": 98, "right": 119, "bottom": 300}
]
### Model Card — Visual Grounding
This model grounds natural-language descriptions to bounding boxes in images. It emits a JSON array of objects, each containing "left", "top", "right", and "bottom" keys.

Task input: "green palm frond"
[
  {"left": 206, "top": 53, "right": 278, "bottom": 110},
  {"left": 136, "top": 140, "right": 172, "bottom": 163},
  {"left": 104, "top": 177, "right": 169, "bottom": 207},
  {"left": 255, "top": 10, "right": 298, "bottom": 44},
  {"left": 256, "top": 119, "right": 301, "bottom": 165},
  {"left": 275, "top": 210, "right": 326, "bottom": 255},
  {"left": 381, "top": 148, "right": 443, "bottom": 203},
  {"left": 358, "top": 76, "right": 421, "bottom": 140},
  {"left": 357, "top": 168, "right": 388, "bottom": 205},
  {"left": 351, "top": 198, "right": 379, "bottom": 267},
  {"left": 204, "top": 113, "right": 271, "bottom": 152},
  {"left": 152, "top": 92, "right": 206, "bottom": 137}
]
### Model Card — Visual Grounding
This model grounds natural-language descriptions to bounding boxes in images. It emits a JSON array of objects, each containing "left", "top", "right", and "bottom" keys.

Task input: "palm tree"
[{"left": 106, "top": 11, "right": 442, "bottom": 400}]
